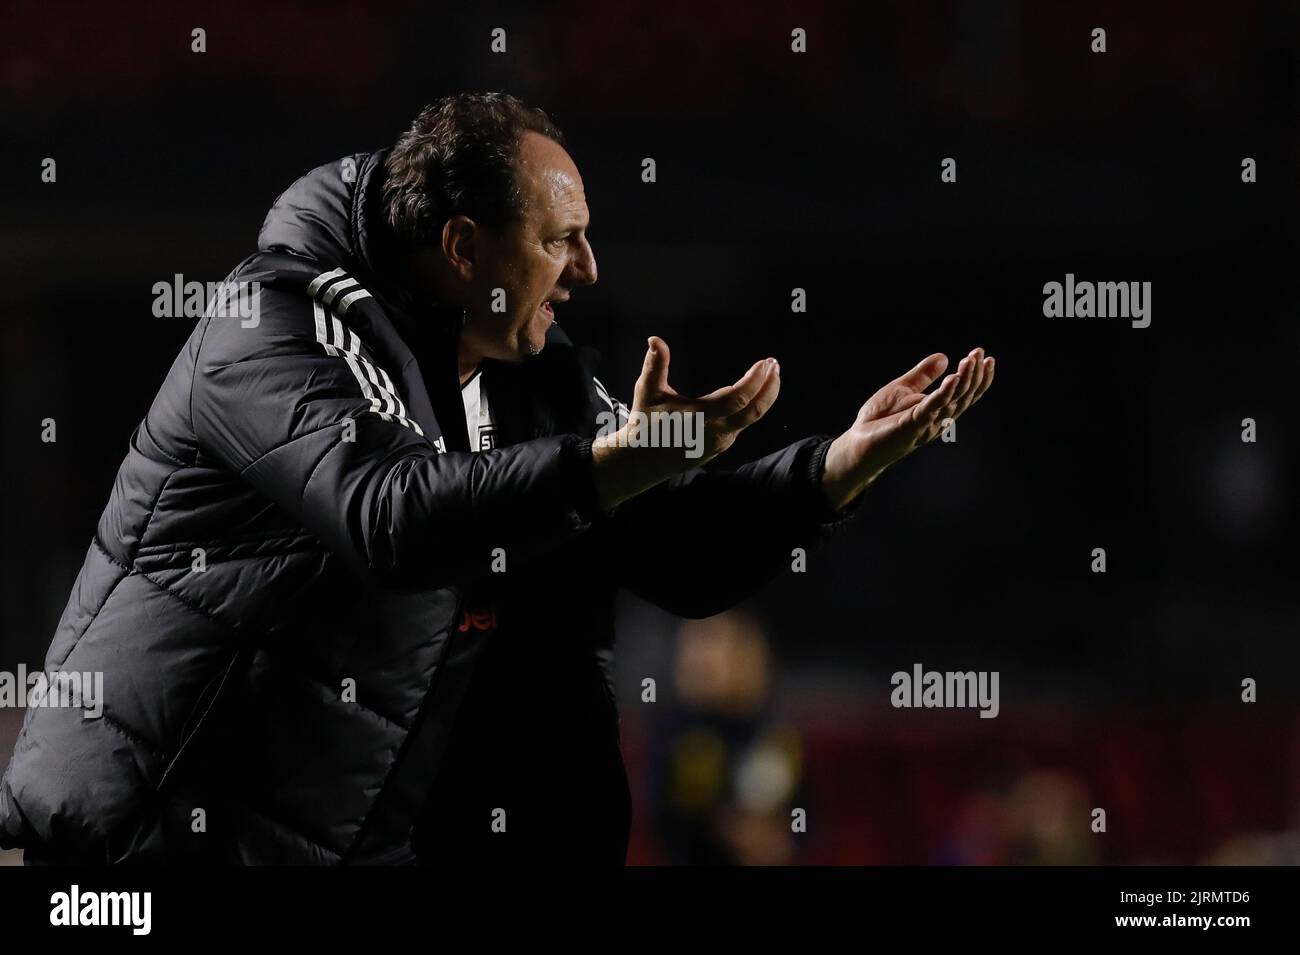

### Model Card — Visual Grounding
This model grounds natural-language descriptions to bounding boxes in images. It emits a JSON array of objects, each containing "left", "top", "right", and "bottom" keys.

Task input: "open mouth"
[{"left": 540, "top": 291, "right": 568, "bottom": 322}]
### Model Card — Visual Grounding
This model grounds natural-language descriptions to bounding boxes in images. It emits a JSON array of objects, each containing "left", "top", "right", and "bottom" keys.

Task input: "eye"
[{"left": 546, "top": 235, "right": 568, "bottom": 249}]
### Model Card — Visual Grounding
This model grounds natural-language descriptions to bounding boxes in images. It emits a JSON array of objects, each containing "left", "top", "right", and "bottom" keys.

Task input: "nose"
[{"left": 568, "top": 234, "right": 597, "bottom": 287}]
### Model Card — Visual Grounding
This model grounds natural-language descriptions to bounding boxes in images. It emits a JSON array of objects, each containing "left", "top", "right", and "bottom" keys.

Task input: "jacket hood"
[
  {"left": 258, "top": 150, "right": 404, "bottom": 292},
  {"left": 257, "top": 149, "right": 460, "bottom": 341}
]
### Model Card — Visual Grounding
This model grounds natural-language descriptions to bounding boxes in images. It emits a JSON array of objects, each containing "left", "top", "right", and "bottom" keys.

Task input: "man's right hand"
[{"left": 591, "top": 336, "right": 780, "bottom": 511}]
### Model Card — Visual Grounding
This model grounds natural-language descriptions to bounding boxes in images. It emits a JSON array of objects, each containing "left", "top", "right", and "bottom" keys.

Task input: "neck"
[
  {"left": 395, "top": 253, "right": 477, "bottom": 386},
  {"left": 399, "top": 255, "right": 480, "bottom": 387},
  {"left": 458, "top": 349, "right": 481, "bottom": 386}
]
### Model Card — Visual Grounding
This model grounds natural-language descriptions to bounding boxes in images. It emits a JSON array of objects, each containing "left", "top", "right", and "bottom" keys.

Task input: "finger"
[
  {"left": 700, "top": 357, "right": 772, "bottom": 414},
  {"left": 894, "top": 352, "right": 949, "bottom": 393},
  {"left": 645, "top": 336, "right": 671, "bottom": 394},
  {"left": 948, "top": 351, "right": 980, "bottom": 407},
  {"left": 933, "top": 372, "right": 967, "bottom": 427},
  {"left": 634, "top": 336, "right": 672, "bottom": 408},
  {"left": 725, "top": 360, "right": 781, "bottom": 430},
  {"left": 951, "top": 356, "right": 994, "bottom": 418},
  {"left": 952, "top": 351, "right": 991, "bottom": 418},
  {"left": 911, "top": 372, "right": 961, "bottom": 427},
  {"left": 952, "top": 348, "right": 986, "bottom": 411},
  {"left": 699, "top": 357, "right": 765, "bottom": 402},
  {"left": 973, "top": 356, "right": 995, "bottom": 401}
]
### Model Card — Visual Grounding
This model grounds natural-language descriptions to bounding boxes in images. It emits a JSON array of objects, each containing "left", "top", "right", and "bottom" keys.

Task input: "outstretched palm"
[{"left": 823, "top": 348, "right": 996, "bottom": 509}]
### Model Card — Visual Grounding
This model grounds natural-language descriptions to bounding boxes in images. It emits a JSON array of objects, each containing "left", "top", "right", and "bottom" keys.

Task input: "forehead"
[{"left": 515, "top": 131, "right": 588, "bottom": 226}]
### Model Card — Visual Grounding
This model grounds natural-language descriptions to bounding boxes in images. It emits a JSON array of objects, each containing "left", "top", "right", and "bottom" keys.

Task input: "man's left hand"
[{"left": 820, "top": 347, "right": 996, "bottom": 512}]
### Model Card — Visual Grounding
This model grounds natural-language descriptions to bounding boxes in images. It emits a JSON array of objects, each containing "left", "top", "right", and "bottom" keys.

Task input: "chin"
[
  {"left": 519, "top": 316, "right": 553, "bottom": 357},
  {"left": 492, "top": 335, "right": 543, "bottom": 363}
]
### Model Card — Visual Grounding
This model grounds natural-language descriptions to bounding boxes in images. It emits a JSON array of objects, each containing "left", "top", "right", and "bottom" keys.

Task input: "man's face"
[{"left": 461, "top": 131, "right": 597, "bottom": 361}]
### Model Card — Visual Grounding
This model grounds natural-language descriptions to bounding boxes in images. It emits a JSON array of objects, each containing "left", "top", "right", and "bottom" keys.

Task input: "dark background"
[{"left": 1, "top": 0, "right": 1297, "bottom": 864}]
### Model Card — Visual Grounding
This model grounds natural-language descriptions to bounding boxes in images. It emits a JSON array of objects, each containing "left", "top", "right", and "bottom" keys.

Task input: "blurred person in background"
[
  {"left": 651, "top": 611, "right": 805, "bottom": 865},
  {"left": 933, "top": 770, "right": 1095, "bottom": 865}
]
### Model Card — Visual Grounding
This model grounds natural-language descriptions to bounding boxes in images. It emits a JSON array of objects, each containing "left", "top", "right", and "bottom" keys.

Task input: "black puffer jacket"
[{"left": 0, "top": 150, "right": 855, "bottom": 864}]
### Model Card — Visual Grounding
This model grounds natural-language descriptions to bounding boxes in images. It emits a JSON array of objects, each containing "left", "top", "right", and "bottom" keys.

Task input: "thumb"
[{"left": 634, "top": 336, "right": 670, "bottom": 408}]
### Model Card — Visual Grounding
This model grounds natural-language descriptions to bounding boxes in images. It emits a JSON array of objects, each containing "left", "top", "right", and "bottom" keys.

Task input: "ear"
[{"left": 440, "top": 215, "right": 477, "bottom": 282}]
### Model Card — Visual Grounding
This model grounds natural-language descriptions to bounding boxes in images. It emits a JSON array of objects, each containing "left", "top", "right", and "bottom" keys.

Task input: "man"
[{"left": 0, "top": 93, "right": 993, "bottom": 865}]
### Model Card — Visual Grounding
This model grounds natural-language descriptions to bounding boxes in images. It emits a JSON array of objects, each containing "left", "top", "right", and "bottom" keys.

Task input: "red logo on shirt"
[{"left": 457, "top": 607, "right": 497, "bottom": 632}]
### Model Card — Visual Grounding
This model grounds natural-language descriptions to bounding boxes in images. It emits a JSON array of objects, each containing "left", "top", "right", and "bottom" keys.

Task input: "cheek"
[
  {"left": 489, "top": 242, "right": 559, "bottom": 315},
  {"left": 516, "top": 253, "right": 561, "bottom": 307}
]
